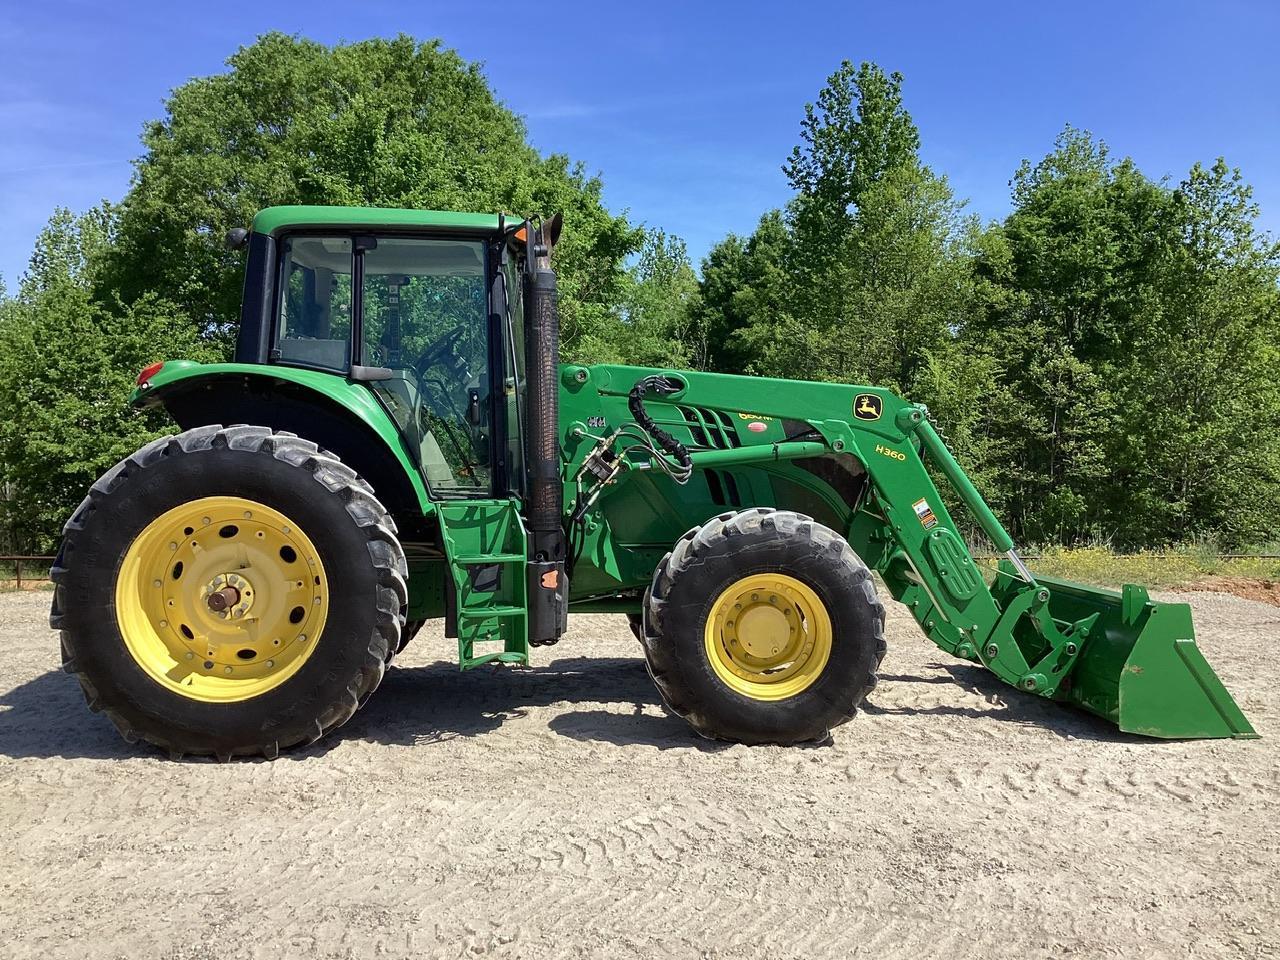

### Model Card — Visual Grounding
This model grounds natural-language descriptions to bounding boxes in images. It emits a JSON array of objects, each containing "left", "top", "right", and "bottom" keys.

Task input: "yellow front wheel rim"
[
  {"left": 114, "top": 496, "right": 329, "bottom": 703},
  {"left": 704, "top": 573, "right": 832, "bottom": 701}
]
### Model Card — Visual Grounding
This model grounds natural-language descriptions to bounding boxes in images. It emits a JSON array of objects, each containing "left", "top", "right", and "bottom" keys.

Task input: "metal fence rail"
[{"left": 0, "top": 556, "right": 56, "bottom": 587}]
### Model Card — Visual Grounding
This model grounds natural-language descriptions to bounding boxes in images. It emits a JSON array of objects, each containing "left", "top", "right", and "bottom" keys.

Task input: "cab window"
[{"left": 277, "top": 236, "right": 352, "bottom": 371}]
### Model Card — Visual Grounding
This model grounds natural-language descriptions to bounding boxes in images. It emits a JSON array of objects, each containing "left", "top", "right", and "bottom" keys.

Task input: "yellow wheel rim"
[
  {"left": 114, "top": 496, "right": 329, "bottom": 703},
  {"left": 704, "top": 573, "right": 832, "bottom": 701}
]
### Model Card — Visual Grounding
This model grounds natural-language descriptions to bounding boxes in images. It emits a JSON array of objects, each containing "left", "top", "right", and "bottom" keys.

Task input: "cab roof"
[{"left": 251, "top": 205, "right": 507, "bottom": 236}]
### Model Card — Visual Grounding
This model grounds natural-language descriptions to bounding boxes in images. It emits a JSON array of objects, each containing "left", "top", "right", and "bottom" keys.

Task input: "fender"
[{"left": 131, "top": 361, "right": 433, "bottom": 519}]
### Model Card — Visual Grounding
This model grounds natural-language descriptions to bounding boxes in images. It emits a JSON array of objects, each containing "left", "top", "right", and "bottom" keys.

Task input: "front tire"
[
  {"left": 50, "top": 425, "right": 407, "bottom": 760},
  {"left": 642, "top": 508, "right": 885, "bottom": 744}
]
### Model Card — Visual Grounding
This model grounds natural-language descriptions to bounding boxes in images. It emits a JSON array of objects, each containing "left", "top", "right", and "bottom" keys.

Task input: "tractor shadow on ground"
[
  {"left": 0, "top": 667, "right": 145, "bottom": 760},
  {"left": 0, "top": 654, "right": 1142, "bottom": 761},
  {"left": 324, "top": 654, "right": 737, "bottom": 755},
  {"left": 863, "top": 662, "right": 1148, "bottom": 743},
  {"left": 0, "top": 653, "right": 718, "bottom": 760}
]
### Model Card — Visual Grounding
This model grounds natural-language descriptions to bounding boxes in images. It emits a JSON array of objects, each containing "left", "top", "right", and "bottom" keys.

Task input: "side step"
[{"left": 437, "top": 500, "right": 529, "bottom": 669}]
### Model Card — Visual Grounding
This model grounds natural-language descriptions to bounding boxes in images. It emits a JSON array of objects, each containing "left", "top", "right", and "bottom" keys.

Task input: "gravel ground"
[{"left": 1, "top": 588, "right": 1277, "bottom": 959}]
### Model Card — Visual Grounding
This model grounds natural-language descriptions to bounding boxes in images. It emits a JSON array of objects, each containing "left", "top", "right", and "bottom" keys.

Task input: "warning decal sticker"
[{"left": 912, "top": 497, "right": 939, "bottom": 530}]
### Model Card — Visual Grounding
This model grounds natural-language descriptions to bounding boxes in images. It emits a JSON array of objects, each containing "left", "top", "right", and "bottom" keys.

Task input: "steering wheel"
[{"left": 414, "top": 324, "right": 469, "bottom": 381}]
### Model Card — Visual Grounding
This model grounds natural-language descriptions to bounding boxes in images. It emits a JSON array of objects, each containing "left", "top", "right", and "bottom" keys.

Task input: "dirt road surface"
[{"left": 1, "top": 589, "right": 1277, "bottom": 959}]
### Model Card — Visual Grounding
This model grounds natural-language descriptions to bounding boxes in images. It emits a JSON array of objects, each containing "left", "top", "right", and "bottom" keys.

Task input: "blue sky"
[{"left": 2, "top": 1, "right": 1278, "bottom": 287}]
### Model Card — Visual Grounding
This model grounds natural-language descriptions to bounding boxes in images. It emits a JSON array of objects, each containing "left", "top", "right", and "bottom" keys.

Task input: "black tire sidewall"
[{"left": 62, "top": 443, "right": 382, "bottom": 754}]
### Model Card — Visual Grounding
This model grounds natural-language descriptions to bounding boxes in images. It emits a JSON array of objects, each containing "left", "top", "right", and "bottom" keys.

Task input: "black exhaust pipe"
[{"left": 523, "top": 216, "right": 568, "bottom": 645}]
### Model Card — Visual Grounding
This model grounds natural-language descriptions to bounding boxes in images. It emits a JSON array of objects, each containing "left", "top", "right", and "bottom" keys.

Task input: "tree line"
[{"left": 1, "top": 36, "right": 1276, "bottom": 553}]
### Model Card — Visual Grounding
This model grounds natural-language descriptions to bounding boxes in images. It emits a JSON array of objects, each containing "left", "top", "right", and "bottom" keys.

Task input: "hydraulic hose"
[{"left": 628, "top": 375, "right": 693, "bottom": 472}]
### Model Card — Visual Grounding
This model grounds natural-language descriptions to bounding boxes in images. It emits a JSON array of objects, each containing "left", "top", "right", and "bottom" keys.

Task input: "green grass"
[{"left": 978, "top": 545, "right": 1280, "bottom": 590}]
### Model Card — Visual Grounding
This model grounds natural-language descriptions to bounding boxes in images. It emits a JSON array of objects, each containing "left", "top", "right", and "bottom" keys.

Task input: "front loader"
[{"left": 50, "top": 206, "right": 1256, "bottom": 759}]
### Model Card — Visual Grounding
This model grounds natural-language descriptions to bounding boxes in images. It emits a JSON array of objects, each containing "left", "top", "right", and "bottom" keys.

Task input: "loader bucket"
[{"left": 994, "top": 570, "right": 1257, "bottom": 739}]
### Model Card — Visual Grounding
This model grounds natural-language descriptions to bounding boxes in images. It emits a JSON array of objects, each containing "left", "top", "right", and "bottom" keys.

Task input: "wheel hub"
[
  {"left": 731, "top": 595, "right": 794, "bottom": 659},
  {"left": 203, "top": 572, "right": 254, "bottom": 619}
]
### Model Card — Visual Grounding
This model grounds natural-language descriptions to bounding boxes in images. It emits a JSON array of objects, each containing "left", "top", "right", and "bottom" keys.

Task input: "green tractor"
[{"left": 50, "top": 206, "right": 1256, "bottom": 759}]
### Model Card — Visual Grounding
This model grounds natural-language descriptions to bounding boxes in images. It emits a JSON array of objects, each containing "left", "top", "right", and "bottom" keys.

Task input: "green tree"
[
  {"left": 693, "top": 210, "right": 791, "bottom": 373},
  {"left": 1113, "top": 159, "right": 1280, "bottom": 546},
  {"left": 0, "top": 215, "right": 219, "bottom": 550},
  {"left": 0, "top": 33, "right": 645, "bottom": 550},
  {"left": 783, "top": 61, "right": 920, "bottom": 225},
  {"left": 98, "top": 32, "right": 640, "bottom": 354},
  {"left": 617, "top": 229, "right": 702, "bottom": 367},
  {"left": 973, "top": 129, "right": 1280, "bottom": 547},
  {"left": 20, "top": 205, "right": 116, "bottom": 296},
  {"left": 971, "top": 130, "right": 1166, "bottom": 542},
  {"left": 726, "top": 62, "right": 974, "bottom": 392}
]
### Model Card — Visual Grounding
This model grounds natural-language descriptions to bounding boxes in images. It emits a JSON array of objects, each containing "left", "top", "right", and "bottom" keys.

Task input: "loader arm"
[{"left": 564, "top": 364, "right": 1256, "bottom": 740}]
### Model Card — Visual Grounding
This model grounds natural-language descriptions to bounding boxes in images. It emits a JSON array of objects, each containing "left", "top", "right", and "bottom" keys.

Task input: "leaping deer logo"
[{"left": 854, "top": 394, "right": 882, "bottom": 421}]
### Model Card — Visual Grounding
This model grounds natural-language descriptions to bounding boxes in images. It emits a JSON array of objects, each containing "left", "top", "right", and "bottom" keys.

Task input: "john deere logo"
[{"left": 854, "top": 394, "right": 882, "bottom": 421}]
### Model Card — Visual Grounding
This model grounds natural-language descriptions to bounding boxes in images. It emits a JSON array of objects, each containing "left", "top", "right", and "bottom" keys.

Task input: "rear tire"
[
  {"left": 50, "top": 425, "right": 407, "bottom": 760},
  {"left": 642, "top": 508, "right": 885, "bottom": 744}
]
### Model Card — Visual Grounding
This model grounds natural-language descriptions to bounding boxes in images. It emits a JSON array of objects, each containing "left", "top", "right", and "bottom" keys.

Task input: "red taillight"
[{"left": 136, "top": 361, "right": 165, "bottom": 387}]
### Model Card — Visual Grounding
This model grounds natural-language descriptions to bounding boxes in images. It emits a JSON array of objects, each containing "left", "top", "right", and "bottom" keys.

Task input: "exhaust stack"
[{"left": 522, "top": 215, "right": 568, "bottom": 645}]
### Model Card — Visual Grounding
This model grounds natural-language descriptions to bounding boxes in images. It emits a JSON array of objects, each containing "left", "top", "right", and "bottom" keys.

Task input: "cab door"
[{"left": 352, "top": 235, "right": 496, "bottom": 496}]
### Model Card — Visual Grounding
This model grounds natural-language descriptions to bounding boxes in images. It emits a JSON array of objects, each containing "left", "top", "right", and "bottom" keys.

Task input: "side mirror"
[
  {"left": 543, "top": 212, "right": 563, "bottom": 255},
  {"left": 225, "top": 227, "right": 250, "bottom": 251}
]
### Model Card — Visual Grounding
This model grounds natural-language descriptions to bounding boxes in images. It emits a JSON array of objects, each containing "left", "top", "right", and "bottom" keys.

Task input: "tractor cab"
[{"left": 234, "top": 211, "right": 529, "bottom": 500}]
